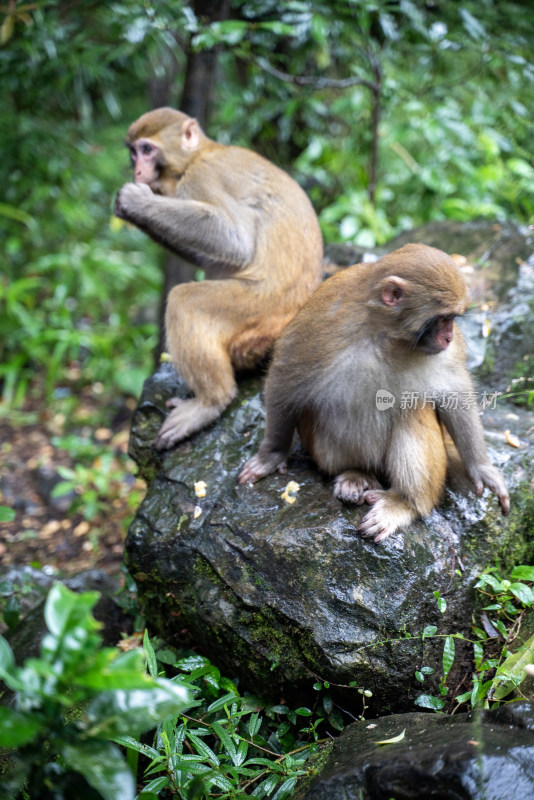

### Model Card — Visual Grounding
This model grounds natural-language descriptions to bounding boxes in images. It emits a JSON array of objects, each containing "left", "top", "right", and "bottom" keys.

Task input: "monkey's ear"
[
  {"left": 182, "top": 119, "right": 200, "bottom": 151},
  {"left": 380, "top": 276, "right": 408, "bottom": 307}
]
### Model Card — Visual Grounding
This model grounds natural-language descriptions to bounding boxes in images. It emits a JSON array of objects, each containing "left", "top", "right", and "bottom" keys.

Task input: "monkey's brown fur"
[
  {"left": 115, "top": 108, "right": 323, "bottom": 448},
  {"left": 239, "top": 244, "right": 510, "bottom": 542}
]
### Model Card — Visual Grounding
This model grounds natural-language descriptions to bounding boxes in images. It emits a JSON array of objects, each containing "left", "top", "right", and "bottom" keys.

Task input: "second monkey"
[{"left": 239, "top": 244, "right": 509, "bottom": 542}]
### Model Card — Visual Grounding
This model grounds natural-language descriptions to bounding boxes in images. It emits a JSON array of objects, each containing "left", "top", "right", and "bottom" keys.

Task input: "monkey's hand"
[
  {"left": 238, "top": 453, "right": 287, "bottom": 485},
  {"left": 467, "top": 463, "right": 510, "bottom": 516},
  {"left": 114, "top": 182, "right": 154, "bottom": 219},
  {"left": 334, "top": 471, "right": 382, "bottom": 505}
]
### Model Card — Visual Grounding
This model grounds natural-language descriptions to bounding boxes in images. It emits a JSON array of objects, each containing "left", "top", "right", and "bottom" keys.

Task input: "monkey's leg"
[
  {"left": 334, "top": 471, "right": 383, "bottom": 505},
  {"left": 154, "top": 281, "right": 242, "bottom": 449},
  {"left": 357, "top": 408, "right": 447, "bottom": 544}
]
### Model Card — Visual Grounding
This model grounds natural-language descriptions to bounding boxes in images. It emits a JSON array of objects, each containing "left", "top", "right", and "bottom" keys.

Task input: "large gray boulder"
[
  {"left": 299, "top": 701, "right": 534, "bottom": 800},
  {"left": 126, "top": 221, "right": 534, "bottom": 714}
]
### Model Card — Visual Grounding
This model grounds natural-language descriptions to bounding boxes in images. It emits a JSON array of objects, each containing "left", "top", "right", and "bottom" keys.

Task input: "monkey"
[
  {"left": 238, "top": 243, "right": 510, "bottom": 543},
  {"left": 114, "top": 107, "right": 323, "bottom": 449}
]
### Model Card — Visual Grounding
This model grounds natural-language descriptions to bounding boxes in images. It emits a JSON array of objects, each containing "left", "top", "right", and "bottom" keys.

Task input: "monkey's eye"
[{"left": 141, "top": 143, "right": 153, "bottom": 156}]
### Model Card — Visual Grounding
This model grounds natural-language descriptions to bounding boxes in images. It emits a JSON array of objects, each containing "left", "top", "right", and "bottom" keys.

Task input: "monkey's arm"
[
  {"left": 238, "top": 397, "right": 300, "bottom": 485},
  {"left": 439, "top": 403, "right": 510, "bottom": 515},
  {"left": 115, "top": 183, "right": 255, "bottom": 271}
]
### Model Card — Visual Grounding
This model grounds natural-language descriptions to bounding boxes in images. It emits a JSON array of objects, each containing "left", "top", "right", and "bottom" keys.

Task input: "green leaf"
[
  {"left": 272, "top": 776, "right": 298, "bottom": 800},
  {"left": 490, "top": 633, "right": 534, "bottom": 701},
  {"left": 0, "top": 635, "right": 15, "bottom": 673},
  {"left": 414, "top": 694, "right": 445, "bottom": 710},
  {"left": 442, "top": 635, "right": 455, "bottom": 678},
  {"left": 0, "top": 706, "right": 43, "bottom": 747},
  {"left": 76, "top": 649, "right": 149, "bottom": 690},
  {"left": 112, "top": 735, "right": 160, "bottom": 760},
  {"left": 207, "top": 690, "right": 239, "bottom": 713},
  {"left": 422, "top": 625, "right": 437, "bottom": 638},
  {"left": 0, "top": 505, "right": 15, "bottom": 522},
  {"left": 44, "top": 583, "right": 100, "bottom": 638},
  {"left": 510, "top": 566, "right": 534, "bottom": 582},
  {"left": 86, "top": 680, "right": 191, "bottom": 737},
  {"left": 143, "top": 629, "right": 158, "bottom": 678},
  {"left": 62, "top": 740, "right": 135, "bottom": 800},
  {"left": 187, "top": 730, "right": 220, "bottom": 767},
  {"left": 509, "top": 582, "right": 534, "bottom": 606},
  {"left": 475, "top": 574, "right": 503, "bottom": 593},
  {"left": 211, "top": 721, "right": 237, "bottom": 763},
  {"left": 248, "top": 711, "right": 262, "bottom": 738}
]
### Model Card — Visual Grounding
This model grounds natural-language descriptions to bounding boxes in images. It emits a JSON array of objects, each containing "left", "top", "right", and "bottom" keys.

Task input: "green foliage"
[
  {"left": 0, "top": 583, "right": 191, "bottom": 800},
  {"left": 116, "top": 640, "right": 335, "bottom": 799},
  {"left": 413, "top": 564, "right": 534, "bottom": 712},
  {"left": 50, "top": 434, "right": 144, "bottom": 521}
]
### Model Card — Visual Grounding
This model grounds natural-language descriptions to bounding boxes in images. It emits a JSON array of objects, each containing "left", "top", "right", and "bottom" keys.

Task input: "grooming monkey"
[
  {"left": 115, "top": 108, "right": 323, "bottom": 449},
  {"left": 238, "top": 244, "right": 510, "bottom": 542}
]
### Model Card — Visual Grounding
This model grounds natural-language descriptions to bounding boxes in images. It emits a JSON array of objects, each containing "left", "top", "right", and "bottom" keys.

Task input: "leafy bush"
[
  {"left": 117, "top": 635, "right": 331, "bottom": 800},
  {"left": 0, "top": 583, "right": 191, "bottom": 800}
]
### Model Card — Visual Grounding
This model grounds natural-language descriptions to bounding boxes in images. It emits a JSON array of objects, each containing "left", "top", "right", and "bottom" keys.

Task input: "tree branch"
[{"left": 255, "top": 56, "right": 379, "bottom": 93}]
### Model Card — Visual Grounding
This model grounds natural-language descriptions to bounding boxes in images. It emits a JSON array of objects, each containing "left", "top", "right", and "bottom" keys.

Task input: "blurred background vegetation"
[{"left": 1, "top": 0, "right": 533, "bottom": 416}]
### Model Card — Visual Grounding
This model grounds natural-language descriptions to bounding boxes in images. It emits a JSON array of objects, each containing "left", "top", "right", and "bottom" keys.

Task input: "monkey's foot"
[
  {"left": 334, "top": 471, "right": 382, "bottom": 505},
  {"left": 153, "top": 398, "right": 222, "bottom": 450},
  {"left": 238, "top": 453, "right": 287, "bottom": 485},
  {"left": 357, "top": 490, "right": 416, "bottom": 544}
]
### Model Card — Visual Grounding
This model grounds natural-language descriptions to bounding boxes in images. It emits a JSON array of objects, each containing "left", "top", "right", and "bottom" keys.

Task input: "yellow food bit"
[
  {"left": 160, "top": 351, "right": 173, "bottom": 363},
  {"left": 281, "top": 480, "right": 300, "bottom": 504},
  {"left": 193, "top": 505, "right": 202, "bottom": 519},
  {"left": 504, "top": 430, "right": 521, "bottom": 448},
  {"left": 194, "top": 480, "right": 207, "bottom": 498}
]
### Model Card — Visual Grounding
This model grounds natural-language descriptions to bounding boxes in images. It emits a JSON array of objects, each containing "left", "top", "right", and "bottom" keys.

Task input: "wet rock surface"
[
  {"left": 126, "top": 221, "right": 534, "bottom": 714},
  {"left": 299, "top": 701, "right": 534, "bottom": 800}
]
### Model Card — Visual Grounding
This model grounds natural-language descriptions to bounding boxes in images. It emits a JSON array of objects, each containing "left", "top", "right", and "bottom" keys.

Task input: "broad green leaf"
[
  {"left": 44, "top": 583, "right": 100, "bottom": 638},
  {"left": 86, "top": 680, "right": 191, "bottom": 737},
  {"left": 510, "top": 566, "right": 534, "bottom": 582},
  {"left": 375, "top": 728, "right": 406, "bottom": 744},
  {"left": 414, "top": 694, "right": 445, "bottom": 710},
  {"left": 490, "top": 633, "right": 534, "bottom": 700},
  {"left": 0, "top": 706, "right": 42, "bottom": 747},
  {"left": 509, "top": 582, "right": 534, "bottom": 606},
  {"left": 422, "top": 625, "right": 437, "bottom": 638},
  {"left": 76, "top": 648, "right": 148, "bottom": 689},
  {"left": 62, "top": 740, "right": 134, "bottom": 800},
  {"left": 175, "top": 654, "right": 210, "bottom": 672}
]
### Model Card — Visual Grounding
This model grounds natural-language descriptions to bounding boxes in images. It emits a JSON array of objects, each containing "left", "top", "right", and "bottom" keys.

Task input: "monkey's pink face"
[
  {"left": 128, "top": 138, "right": 160, "bottom": 184},
  {"left": 416, "top": 314, "right": 456, "bottom": 355}
]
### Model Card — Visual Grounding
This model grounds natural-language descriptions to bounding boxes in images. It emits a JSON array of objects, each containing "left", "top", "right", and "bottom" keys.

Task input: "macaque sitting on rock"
[
  {"left": 114, "top": 108, "right": 323, "bottom": 449},
  {"left": 238, "top": 244, "right": 510, "bottom": 543}
]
